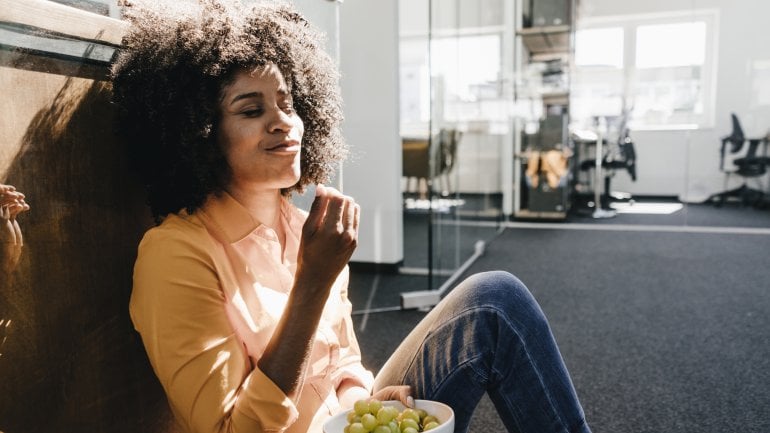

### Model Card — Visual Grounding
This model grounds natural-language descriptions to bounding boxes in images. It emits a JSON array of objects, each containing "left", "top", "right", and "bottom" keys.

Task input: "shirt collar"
[{"left": 199, "top": 191, "right": 296, "bottom": 244}]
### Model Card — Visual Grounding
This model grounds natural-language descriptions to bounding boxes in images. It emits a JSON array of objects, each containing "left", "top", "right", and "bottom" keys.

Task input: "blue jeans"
[{"left": 373, "top": 271, "right": 591, "bottom": 433}]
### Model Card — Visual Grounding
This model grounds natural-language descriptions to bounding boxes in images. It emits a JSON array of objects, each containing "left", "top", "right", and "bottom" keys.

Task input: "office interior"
[{"left": 0, "top": 0, "right": 768, "bottom": 432}]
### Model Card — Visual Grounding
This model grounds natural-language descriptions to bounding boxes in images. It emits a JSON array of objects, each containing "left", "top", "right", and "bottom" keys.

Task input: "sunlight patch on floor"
[
  {"left": 404, "top": 198, "right": 466, "bottom": 212},
  {"left": 609, "top": 202, "right": 684, "bottom": 214}
]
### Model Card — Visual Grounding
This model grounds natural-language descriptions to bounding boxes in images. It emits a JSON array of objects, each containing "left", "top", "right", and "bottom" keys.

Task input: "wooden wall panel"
[{"left": 0, "top": 63, "right": 177, "bottom": 432}]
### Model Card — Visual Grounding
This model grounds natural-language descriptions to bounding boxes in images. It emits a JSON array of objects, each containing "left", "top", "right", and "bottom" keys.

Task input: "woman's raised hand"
[
  {"left": 296, "top": 184, "right": 360, "bottom": 299},
  {"left": 1, "top": 184, "right": 30, "bottom": 272}
]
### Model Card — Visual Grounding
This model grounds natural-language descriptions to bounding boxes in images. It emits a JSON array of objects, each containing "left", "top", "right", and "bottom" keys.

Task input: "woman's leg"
[{"left": 373, "top": 271, "right": 590, "bottom": 433}]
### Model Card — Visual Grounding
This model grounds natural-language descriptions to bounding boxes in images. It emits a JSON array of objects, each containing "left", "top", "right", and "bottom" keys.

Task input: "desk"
[{"left": 402, "top": 137, "right": 430, "bottom": 197}]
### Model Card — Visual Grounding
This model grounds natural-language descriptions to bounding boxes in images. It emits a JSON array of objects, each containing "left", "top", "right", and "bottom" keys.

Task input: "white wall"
[
  {"left": 339, "top": 0, "right": 403, "bottom": 264},
  {"left": 582, "top": 0, "right": 770, "bottom": 202},
  {"left": 291, "top": 0, "right": 402, "bottom": 264},
  {"left": 292, "top": 0, "right": 339, "bottom": 61},
  {"left": 291, "top": 0, "right": 340, "bottom": 210}
]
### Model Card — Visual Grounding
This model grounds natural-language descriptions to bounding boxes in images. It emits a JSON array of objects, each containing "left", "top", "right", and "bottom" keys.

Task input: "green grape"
[
  {"left": 388, "top": 420, "right": 400, "bottom": 433},
  {"left": 354, "top": 400, "right": 370, "bottom": 417},
  {"left": 400, "top": 409, "right": 420, "bottom": 424},
  {"left": 416, "top": 409, "right": 428, "bottom": 421},
  {"left": 422, "top": 415, "right": 438, "bottom": 426},
  {"left": 361, "top": 413, "right": 378, "bottom": 431},
  {"left": 423, "top": 421, "right": 440, "bottom": 431},
  {"left": 347, "top": 411, "right": 361, "bottom": 424},
  {"left": 399, "top": 418, "right": 419, "bottom": 432},
  {"left": 346, "top": 399, "right": 442, "bottom": 433},
  {"left": 369, "top": 399, "right": 383, "bottom": 415},
  {"left": 349, "top": 422, "right": 367, "bottom": 433},
  {"left": 376, "top": 407, "right": 395, "bottom": 424}
]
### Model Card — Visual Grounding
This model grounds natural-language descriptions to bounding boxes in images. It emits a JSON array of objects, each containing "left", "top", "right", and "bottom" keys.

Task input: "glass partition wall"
[
  {"left": 566, "top": 0, "right": 770, "bottom": 229},
  {"left": 400, "top": 0, "right": 770, "bottom": 303},
  {"left": 399, "top": 0, "right": 505, "bottom": 299}
]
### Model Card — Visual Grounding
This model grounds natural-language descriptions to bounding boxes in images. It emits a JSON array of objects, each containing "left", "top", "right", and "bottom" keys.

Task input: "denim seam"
[
  {"left": 400, "top": 306, "right": 496, "bottom": 385},
  {"left": 431, "top": 354, "right": 487, "bottom": 396},
  {"left": 490, "top": 306, "right": 571, "bottom": 433}
]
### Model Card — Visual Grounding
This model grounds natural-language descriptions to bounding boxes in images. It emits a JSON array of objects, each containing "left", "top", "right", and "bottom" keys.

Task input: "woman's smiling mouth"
[{"left": 265, "top": 140, "right": 301, "bottom": 153}]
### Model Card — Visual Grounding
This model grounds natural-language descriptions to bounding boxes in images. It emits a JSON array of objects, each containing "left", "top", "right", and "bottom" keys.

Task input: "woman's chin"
[{"left": 279, "top": 172, "right": 302, "bottom": 190}]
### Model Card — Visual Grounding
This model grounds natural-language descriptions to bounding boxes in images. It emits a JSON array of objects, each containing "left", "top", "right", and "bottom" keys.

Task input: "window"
[
  {"left": 572, "top": 10, "right": 718, "bottom": 130},
  {"left": 575, "top": 27, "right": 623, "bottom": 68},
  {"left": 400, "top": 31, "right": 504, "bottom": 135},
  {"left": 0, "top": 0, "right": 122, "bottom": 79},
  {"left": 45, "top": 0, "right": 120, "bottom": 17}
]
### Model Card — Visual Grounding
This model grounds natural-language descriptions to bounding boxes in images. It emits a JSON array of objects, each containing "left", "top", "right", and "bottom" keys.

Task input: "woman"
[{"left": 112, "top": 2, "right": 591, "bottom": 433}]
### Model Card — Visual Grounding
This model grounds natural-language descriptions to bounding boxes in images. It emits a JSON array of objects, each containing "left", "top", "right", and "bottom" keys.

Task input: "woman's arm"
[{"left": 258, "top": 185, "right": 360, "bottom": 399}]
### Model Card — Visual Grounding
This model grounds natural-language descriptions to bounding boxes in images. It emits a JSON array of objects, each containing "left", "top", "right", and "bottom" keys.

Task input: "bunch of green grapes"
[{"left": 344, "top": 399, "right": 442, "bottom": 433}]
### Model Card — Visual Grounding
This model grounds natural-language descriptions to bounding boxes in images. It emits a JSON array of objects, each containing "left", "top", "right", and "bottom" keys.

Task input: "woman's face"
[{"left": 217, "top": 64, "right": 304, "bottom": 193}]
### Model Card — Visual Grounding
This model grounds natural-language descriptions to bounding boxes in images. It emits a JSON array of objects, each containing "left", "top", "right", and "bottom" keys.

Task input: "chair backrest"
[
  {"left": 735, "top": 138, "right": 767, "bottom": 177},
  {"left": 436, "top": 128, "right": 460, "bottom": 175},
  {"left": 719, "top": 113, "right": 747, "bottom": 171},
  {"left": 618, "top": 129, "right": 637, "bottom": 181},
  {"left": 726, "top": 113, "right": 746, "bottom": 153}
]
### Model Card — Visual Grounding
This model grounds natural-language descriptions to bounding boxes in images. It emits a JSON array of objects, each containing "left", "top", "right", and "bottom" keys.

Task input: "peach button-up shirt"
[{"left": 130, "top": 192, "right": 374, "bottom": 433}]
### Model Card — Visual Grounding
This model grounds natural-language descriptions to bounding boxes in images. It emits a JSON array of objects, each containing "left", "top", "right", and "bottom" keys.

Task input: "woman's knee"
[
  {"left": 457, "top": 271, "right": 529, "bottom": 303},
  {"left": 447, "top": 271, "right": 546, "bottom": 324}
]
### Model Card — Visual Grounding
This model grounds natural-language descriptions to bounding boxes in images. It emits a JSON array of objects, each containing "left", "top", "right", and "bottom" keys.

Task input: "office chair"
[
  {"left": 578, "top": 127, "right": 637, "bottom": 209},
  {"left": 707, "top": 113, "right": 768, "bottom": 207},
  {"left": 434, "top": 128, "right": 461, "bottom": 196}
]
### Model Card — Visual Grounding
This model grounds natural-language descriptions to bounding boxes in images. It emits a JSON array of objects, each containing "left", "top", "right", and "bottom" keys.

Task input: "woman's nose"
[{"left": 268, "top": 108, "right": 293, "bottom": 133}]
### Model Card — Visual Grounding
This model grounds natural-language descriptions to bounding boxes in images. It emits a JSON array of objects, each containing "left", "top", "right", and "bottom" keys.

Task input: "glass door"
[
  {"left": 399, "top": 0, "right": 505, "bottom": 300},
  {"left": 426, "top": 0, "right": 506, "bottom": 290}
]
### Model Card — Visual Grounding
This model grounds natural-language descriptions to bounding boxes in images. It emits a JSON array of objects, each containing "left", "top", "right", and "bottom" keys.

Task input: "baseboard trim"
[{"left": 348, "top": 260, "right": 403, "bottom": 274}]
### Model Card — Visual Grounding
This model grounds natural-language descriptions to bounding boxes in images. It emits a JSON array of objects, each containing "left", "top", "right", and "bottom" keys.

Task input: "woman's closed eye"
[
  {"left": 280, "top": 102, "right": 295, "bottom": 114},
  {"left": 278, "top": 95, "right": 295, "bottom": 114},
  {"left": 240, "top": 103, "right": 293, "bottom": 117},
  {"left": 241, "top": 106, "right": 264, "bottom": 117}
]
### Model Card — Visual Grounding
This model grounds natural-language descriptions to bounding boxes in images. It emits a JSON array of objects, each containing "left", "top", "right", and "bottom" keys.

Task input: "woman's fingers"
[
  {"left": 342, "top": 197, "right": 355, "bottom": 232},
  {"left": 323, "top": 197, "right": 345, "bottom": 231},
  {"left": 353, "top": 203, "right": 360, "bottom": 234},
  {"left": 9, "top": 202, "right": 28, "bottom": 219},
  {"left": 303, "top": 185, "right": 329, "bottom": 236},
  {"left": 0, "top": 192, "right": 19, "bottom": 205},
  {"left": 1, "top": 206, "right": 18, "bottom": 245},
  {"left": 319, "top": 186, "right": 357, "bottom": 233},
  {"left": 12, "top": 220, "right": 22, "bottom": 246},
  {"left": 371, "top": 385, "right": 413, "bottom": 407}
]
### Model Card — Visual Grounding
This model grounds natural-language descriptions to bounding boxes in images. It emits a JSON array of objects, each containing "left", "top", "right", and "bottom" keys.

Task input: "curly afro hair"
[{"left": 111, "top": 0, "right": 346, "bottom": 222}]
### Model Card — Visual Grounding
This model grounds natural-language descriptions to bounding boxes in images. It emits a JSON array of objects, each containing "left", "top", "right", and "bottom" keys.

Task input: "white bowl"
[{"left": 323, "top": 399, "right": 455, "bottom": 433}]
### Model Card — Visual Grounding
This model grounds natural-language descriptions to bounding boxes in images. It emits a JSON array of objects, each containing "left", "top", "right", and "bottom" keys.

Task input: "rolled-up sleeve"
[{"left": 130, "top": 224, "right": 299, "bottom": 433}]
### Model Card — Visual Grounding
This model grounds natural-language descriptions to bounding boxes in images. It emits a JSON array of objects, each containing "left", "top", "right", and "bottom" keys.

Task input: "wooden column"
[{"left": 0, "top": 1, "right": 176, "bottom": 431}]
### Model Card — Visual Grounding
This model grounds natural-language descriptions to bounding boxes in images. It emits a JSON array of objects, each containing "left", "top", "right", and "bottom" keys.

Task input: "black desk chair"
[
  {"left": 578, "top": 128, "right": 637, "bottom": 209},
  {"left": 707, "top": 113, "right": 768, "bottom": 207}
]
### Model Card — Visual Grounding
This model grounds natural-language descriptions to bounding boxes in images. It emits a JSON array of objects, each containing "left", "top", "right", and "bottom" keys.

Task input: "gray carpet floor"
[{"left": 349, "top": 206, "right": 770, "bottom": 433}]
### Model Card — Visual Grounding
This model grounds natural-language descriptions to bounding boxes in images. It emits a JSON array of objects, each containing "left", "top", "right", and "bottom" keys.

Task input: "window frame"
[{"left": 573, "top": 9, "right": 720, "bottom": 131}]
